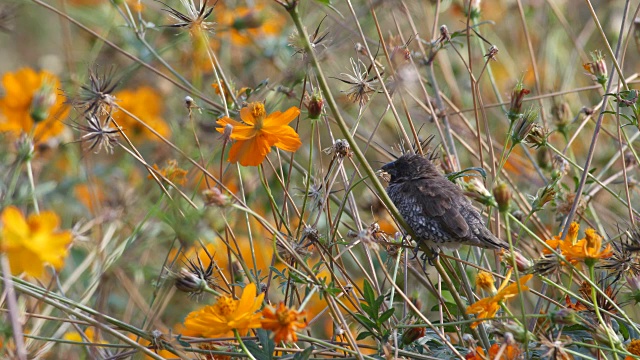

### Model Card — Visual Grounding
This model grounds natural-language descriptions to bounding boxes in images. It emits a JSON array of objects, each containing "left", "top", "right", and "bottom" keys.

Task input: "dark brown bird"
[{"left": 381, "top": 154, "right": 509, "bottom": 251}]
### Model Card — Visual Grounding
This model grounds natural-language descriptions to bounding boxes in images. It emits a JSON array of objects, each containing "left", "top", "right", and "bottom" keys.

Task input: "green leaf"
[
  {"left": 257, "top": 329, "right": 275, "bottom": 360},
  {"left": 356, "top": 331, "right": 374, "bottom": 341},
  {"left": 353, "top": 314, "right": 378, "bottom": 331},
  {"left": 244, "top": 341, "right": 270, "bottom": 360},
  {"left": 363, "top": 280, "right": 375, "bottom": 306},
  {"left": 378, "top": 308, "right": 395, "bottom": 324},
  {"left": 293, "top": 346, "right": 314, "bottom": 360}
]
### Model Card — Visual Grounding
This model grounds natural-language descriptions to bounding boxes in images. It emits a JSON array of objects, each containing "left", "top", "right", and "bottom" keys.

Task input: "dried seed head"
[
  {"left": 324, "top": 139, "right": 352, "bottom": 158},
  {"left": 463, "top": 177, "right": 497, "bottom": 207},
  {"left": 174, "top": 267, "right": 207, "bottom": 294},
  {"left": 524, "top": 124, "right": 548, "bottom": 149},
  {"left": 551, "top": 155, "right": 569, "bottom": 180}
]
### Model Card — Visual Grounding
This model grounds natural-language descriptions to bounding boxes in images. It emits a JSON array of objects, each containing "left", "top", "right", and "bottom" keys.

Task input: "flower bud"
[
  {"left": 501, "top": 250, "right": 532, "bottom": 272},
  {"left": 306, "top": 93, "right": 324, "bottom": 120},
  {"left": 583, "top": 50, "right": 608, "bottom": 86},
  {"left": 493, "top": 182, "right": 511, "bottom": 213},
  {"left": 507, "top": 80, "right": 530, "bottom": 122},
  {"left": 552, "top": 101, "right": 572, "bottom": 131},
  {"left": 30, "top": 79, "right": 57, "bottom": 123},
  {"left": 511, "top": 107, "right": 538, "bottom": 144},
  {"left": 524, "top": 124, "right": 548, "bottom": 148},
  {"left": 463, "top": 177, "right": 497, "bottom": 207}
]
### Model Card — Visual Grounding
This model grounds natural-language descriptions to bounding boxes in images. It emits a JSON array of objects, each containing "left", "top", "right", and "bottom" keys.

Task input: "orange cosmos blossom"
[
  {"left": 466, "top": 269, "right": 533, "bottom": 328},
  {"left": 0, "top": 68, "right": 69, "bottom": 143},
  {"left": 216, "top": 102, "right": 301, "bottom": 166},
  {"left": 544, "top": 222, "right": 612, "bottom": 264},
  {"left": 183, "top": 282, "right": 264, "bottom": 337},
  {"left": 261, "top": 302, "right": 307, "bottom": 343}
]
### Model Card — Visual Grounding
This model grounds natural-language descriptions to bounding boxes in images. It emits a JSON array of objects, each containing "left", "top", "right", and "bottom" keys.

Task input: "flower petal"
[{"left": 227, "top": 134, "right": 271, "bottom": 166}]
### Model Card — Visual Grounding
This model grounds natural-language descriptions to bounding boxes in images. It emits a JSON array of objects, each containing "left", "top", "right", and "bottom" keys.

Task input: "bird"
[{"left": 381, "top": 153, "right": 510, "bottom": 252}]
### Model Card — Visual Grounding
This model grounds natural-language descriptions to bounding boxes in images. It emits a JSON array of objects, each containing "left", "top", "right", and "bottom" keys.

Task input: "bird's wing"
[{"left": 412, "top": 179, "right": 470, "bottom": 238}]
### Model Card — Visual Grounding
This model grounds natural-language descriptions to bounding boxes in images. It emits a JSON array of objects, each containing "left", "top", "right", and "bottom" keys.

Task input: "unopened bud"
[
  {"left": 552, "top": 101, "right": 572, "bottom": 131},
  {"left": 511, "top": 107, "right": 538, "bottom": 143},
  {"left": 493, "top": 182, "right": 511, "bottom": 213},
  {"left": 306, "top": 93, "right": 324, "bottom": 120},
  {"left": 583, "top": 50, "right": 608, "bottom": 86},
  {"left": 30, "top": 79, "right": 57, "bottom": 123},
  {"left": 507, "top": 80, "right": 530, "bottom": 122}
]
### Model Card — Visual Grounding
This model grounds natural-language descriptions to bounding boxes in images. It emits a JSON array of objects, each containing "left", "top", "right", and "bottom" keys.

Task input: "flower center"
[{"left": 214, "top": 296, "right": 238, "bottom": 316}]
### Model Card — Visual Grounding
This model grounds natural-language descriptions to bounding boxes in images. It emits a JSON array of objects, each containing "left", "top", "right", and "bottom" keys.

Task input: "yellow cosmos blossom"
[
  {"left": 475, "top": 271, "right": 496, "bottom": 294},
  {"left": 544, "top": 223, "right": 612, "bottom": 264},
  {"left": 112, "top": 86, "right": 170, "bottom": 141},
  {"left": 184, "top": 282, "right": 264, "bottom": 337},
  {"left": 564, "top": 228, "right": 613, "bottom": 263},
  {"left": 261, "top": 302, "right": 307, "bottom": 343},
  {"left": 0, "top": 68, "right": 69, "bottom": 143},
  {"left": 0, "top": 206, "right": 73, "bottom": 277},
  {"left": 216, "top": 102, "right": 301, "bottom": 166},
  {"left": 466, "top": 270, "right": 533, "bottom": 328}
]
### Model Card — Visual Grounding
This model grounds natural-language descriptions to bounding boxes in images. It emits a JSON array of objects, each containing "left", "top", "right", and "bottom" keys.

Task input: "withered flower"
[
  {"left": 69, "top": 113, "right": 119, "bottom": 154},
  {"left": 338, "top": 58, "right": 380, "bottom": 109},
  {"left": 160, "top": 0, "right": 215, "bottom": 33},
  {"left": 68, "top": 66, "right": 119, "bottom": 116}
]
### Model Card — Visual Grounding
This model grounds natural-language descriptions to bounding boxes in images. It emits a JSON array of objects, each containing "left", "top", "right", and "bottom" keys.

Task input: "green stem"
[{"left": 235, "top": 329, "right": 258, "bottom": 360}]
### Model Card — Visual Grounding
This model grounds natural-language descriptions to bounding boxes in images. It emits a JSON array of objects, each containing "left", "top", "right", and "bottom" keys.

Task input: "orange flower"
[
  {"left": 0, "top": 68, "right": 69, "bottom": 143},
  {"left": 465, "top": 346, "right": 486, "bottom": 360},
  {"left": 488, "top": 343, "right": 520, "bottom": 360},
  {"left": 112, "top": 86, "right": 170, "bottom": 141},
  {"left": 183, "top": 282, "right": 264, "bottom": 337},
  {"left": 546, "top": 223, "right": 612, "bottom": 264},
  {"left": 626, "top": 339, "right": 640, "bottom": 360},
  {"left": 564, "top": 228, "right": 613, "bottom": 263},
  {"left": 216, "top": 102, "right": 301, "bottom": 166},
  {"left": 0, "top": 206, "right": 73, "bottom": 277},
  {"left": 149, "top": 159, "right": 188, "bottom": 186},
  {"left": 261, "top": 302, "right": 307, "bottom": 343},
  {"left": 466, "top": 270, "right": 533, "bottom": 328}
]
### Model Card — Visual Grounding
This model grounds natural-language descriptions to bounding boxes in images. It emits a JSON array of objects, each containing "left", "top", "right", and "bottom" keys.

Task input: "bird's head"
[{"left": 381, "top": 154, "right": 438, "bottom": 183}]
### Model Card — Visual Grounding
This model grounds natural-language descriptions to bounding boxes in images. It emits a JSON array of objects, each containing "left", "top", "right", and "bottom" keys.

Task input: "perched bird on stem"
[{"left": 381, "top": 153, "right": 509, "bottom": 254}]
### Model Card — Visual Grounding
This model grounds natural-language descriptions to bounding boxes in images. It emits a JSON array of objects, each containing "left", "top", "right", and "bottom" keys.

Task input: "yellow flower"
[
  {"left": 216, "top": 102, "right": 301, "bottom": 166},
  {"left": 0, "top": 206, "right": 73, "bottom": 277},
  {"left": 112, "top": 86, "right": 170, "bottom": 141},
  {"left": 565, "top": 228, "right": 613, "bottom": 263},
  {"left": 475, "top": 271, "right": 496, "bottom": 294},
  {"left": 544, "top": 222, "right": 582, "bottom": 264},
  {"left": 0, "top": 68, "right": 69, "bottom": 143},
  {"left": 184, "top": 282, "right": 264, "bottom": 337},
  {"left": 261, "top": 302, "right": 307, "bottom": 343},
  {"left": 466, "top": 270, "right": 533, "bottom": 328}
]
